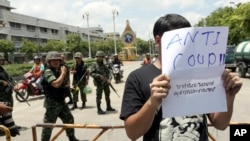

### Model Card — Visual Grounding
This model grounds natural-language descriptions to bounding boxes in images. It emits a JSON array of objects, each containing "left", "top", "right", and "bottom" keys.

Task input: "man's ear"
[{"left": 154, "top": 35, "right": 161, "bottom": 47}]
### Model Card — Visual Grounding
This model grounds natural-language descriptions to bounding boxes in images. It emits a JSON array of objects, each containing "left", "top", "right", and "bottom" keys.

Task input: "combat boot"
[
  {"left": 98, "top": 108, "right": 105, "bottom": 114},
  {"left": 10, "top": 127, "right": 20, "bottom": 137},
  {"left": 68, "top": 135, "right": 79, "bottom": 141},
  {"left": 82, "top": 102, "right": 86, "bottom": 108},
  {"left": 106, "top": 102, "right": 116, "bottom": 111},
  {"left": 97, "top": 104, "right": 105, "bottom": 114},
  {"left": 70, "top": 103, "right": 77, "bottom": 110}
]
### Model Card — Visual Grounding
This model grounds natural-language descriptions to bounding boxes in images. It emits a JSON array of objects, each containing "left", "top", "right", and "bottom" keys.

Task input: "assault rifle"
[
  {"left": 108, "top": 81, "right": 120, "bottom": 98},
  {"left": 71, "top": 70, "right": 89, "bottom": 93},
  {"left": 102, "top": 77, "right": 120, "bottom": 98},
  {"left": 7, "top": 78, "right": 31, "bottom": 106}
]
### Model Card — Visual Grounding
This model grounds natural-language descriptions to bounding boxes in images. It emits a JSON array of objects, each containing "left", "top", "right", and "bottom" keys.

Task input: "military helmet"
[
  {"left": 33, "top": 55, "right": 40, "bottom": 60},
  {"left": 96, "top": 51, "right": 105, "bottom": 57},
  {"left": 46, "top": 51, "right": 62, "bottom": 62},
  {"left": 0, "top": 53, "right": 4, "bottom": 60},
  {"left": 74, "top": 52, "right": 83, "bottom": 58}
]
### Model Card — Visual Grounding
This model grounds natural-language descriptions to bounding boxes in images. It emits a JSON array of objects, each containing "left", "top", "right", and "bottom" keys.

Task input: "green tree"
[
  {"left": 197, "top": 2, "right": 250, "bottom": 45},
  {"left": 0, "top": 39, "right": 15, "bottom": 62},
  {"left": 65, "top": 33, "right": 90, "bottom": 57},
  {"left": 136, "top": 38, "right": 150, "bottom": 55},
  {"left": 43, "top": 39, "right": 67, "bottom": 52},
  {"left": 19, "top": 38, "right": 39, "bottom": 59}
]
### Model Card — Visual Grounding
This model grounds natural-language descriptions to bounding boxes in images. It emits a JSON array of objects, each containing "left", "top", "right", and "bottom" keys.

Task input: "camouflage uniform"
[
  {"left": 41, "top": 51, "right": 79, "bottom": 141},
  {"left": 0, "top": 66, "right": 14, "bottom": 107},
  {"left": 90, "top": 51, "right": 116, "bottom": 114},
  {"left": 71, "top": 52, "right": 89, "bottom": 110},
  {"left": 0, "top": 53, "right": 19, "bottom": 137},
  {"left": 61, "top": 59, "right": 73, "bottom": 104}
]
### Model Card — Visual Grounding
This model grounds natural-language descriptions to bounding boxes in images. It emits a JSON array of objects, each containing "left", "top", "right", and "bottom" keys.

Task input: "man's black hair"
[{"left": 153, "top": 14, "right": 191, "bottom": 37}]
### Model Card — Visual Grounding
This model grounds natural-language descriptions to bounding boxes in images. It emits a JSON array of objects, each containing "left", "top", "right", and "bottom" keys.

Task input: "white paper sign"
[{"left": 161, "top": 27, "right": 229, "bottom": 118}]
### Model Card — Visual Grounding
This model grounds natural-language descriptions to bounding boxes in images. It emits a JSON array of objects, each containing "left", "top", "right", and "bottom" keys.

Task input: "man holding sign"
[{"left": 120, "top": 14, "right": 242, "bottom": 141}]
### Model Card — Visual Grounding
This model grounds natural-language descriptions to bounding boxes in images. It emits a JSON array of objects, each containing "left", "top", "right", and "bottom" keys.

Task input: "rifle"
[
  {"left": 108, "top": 82, "right": 120, "bottom": 97},
  {"left": 102, "top": 77, "right": 120, "bottom": 98},
  {"left": 7, "top": 78, "right": 31, "bottom": 106},
  {"left": 71, "top": 70, "right": 88, "bottom": 92}
]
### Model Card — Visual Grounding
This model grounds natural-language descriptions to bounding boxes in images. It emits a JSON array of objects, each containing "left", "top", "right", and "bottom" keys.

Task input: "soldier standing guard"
[
  {"left": 41, "top": 51, "right": 79, "bottom": 141},
  {"left": 0, "top": 53, "right": 20, "bottom": 137},
  {"left": 90, "top": 51, "right": 116, "bottom": 114},
  {"left": 70, "top": 52, "right": 90, "bottom": 110}
]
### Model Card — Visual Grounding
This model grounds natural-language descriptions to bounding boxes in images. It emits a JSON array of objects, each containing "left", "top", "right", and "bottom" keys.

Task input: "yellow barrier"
[
  {"left": 32, "top": 123, "right": 124, "bottom": 141},
  {"left": 32, "top": 122, "right": 250, "bottom": 141},
  {"left": 0, "top": 125, "right": 11, "bottom": 141}
]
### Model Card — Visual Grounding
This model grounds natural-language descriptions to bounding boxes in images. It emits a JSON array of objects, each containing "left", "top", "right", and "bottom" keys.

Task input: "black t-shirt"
[
  {"left": 120, "top": 64, "right": 162, "bottom": 141},
  {"left": 120, "top": 64, "right": 208, "bottom": 141}
]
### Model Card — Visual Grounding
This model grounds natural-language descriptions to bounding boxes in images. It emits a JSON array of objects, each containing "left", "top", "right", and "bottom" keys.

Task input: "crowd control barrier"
[
  {"left": 31, "top": 122, "right": 250, "bottom": 141},
  {"left": 0, "top": 125, "right": 11, "bottom": 141}
]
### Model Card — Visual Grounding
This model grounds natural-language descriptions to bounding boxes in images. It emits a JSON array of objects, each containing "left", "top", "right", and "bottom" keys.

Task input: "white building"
[{"left": 0, "top": 0, "right": 118, "bottom": 50}]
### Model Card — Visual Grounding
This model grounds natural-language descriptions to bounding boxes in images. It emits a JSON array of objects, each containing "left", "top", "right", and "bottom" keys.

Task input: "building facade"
[{"left": 0, "top": 0, "right": 120, "bottom": 51}]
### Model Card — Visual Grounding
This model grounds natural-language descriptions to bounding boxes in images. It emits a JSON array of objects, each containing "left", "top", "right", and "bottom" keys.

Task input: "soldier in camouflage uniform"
[
  {"left": 90, "top": 51, "right": 116, "bottom": 114},
  {"left": 0, "top": 53, "right": 20, "bottom": 137},
  {"left": 61, "top": 54, "right": 73, "bottom": 105},
  {"left": 41, "top": 51, "right": 79, "bottom": 141},
  {"left": 70, "top": 52, "right": 89, "bottom": 110}
]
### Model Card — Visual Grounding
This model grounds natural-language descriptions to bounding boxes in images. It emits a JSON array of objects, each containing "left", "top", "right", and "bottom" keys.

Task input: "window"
[
  {"left": 26, "top": 25, "right": 36, "bottom": 32},
  {"left": 40, "top": 27, "right": 48, "bottom": 33},
  {"left": 51, "top": 29, "right": 58, "bottom": 34},
  {"left": 10, "top": 22, "right": 21, "bottom": 29}
]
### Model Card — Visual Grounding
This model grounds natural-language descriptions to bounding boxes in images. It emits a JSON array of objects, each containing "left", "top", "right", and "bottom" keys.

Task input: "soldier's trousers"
[
  {"left": 72, "top": 85, "right": 86, "bottom": 103},
  {"left": 0, "top": 91, "right": 14, "bottom": 107},
  {"left": 95, "top": 83, "right": 111, "bottom": 107},
  {"left": 41, "top": 97, "right": 75, "bottom": 141}
]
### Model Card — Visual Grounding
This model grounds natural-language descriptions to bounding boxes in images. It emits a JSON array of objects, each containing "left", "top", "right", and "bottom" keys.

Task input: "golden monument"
[{"left": 119, "top": 20, "right": 136, "bottom": 61}]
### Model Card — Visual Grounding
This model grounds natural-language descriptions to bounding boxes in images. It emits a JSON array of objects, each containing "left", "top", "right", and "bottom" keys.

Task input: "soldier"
[
  {"left": 90, "top": 51, "right": 116, "bottom": 114},
  {"left": 70, "top": 52, "right": 89, "bottom": 110},
  {"left": 61, "top": 54, "right": 73, "bottom": 104},
  {"left": 41, "top": 51, "right": 79, "bottom": 141},
  {"left": 0, "top": 53, "right": 20, "bottom": 137}
]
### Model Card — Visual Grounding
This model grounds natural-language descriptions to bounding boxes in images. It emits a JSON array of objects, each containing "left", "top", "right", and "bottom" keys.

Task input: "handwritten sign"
[{"left": 161, "top": 27, "right": 229, "bottom": 118}]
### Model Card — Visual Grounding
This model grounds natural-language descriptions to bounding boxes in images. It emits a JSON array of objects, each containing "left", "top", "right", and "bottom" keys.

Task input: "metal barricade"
[
  {"left": 32, "top": 122, "right": 250, "bottom": 141},
  {"left": 0, "top": 125, "right": 11, "bottom": 141},
  {"left": 32, "top": 123, "right": 124, "bottom": 141}
]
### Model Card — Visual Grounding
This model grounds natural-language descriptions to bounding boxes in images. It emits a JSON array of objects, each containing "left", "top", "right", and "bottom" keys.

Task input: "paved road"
[{"left": 1, "top": 61, "right": 250, "bottom": 141}]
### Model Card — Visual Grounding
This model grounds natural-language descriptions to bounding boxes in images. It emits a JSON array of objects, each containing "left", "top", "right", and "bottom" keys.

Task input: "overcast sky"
[{"left": 9, "top": 0, "right": 249, "bottom": 40}]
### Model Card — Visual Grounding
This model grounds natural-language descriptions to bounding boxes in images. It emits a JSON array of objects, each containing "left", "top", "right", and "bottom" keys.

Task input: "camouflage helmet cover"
[
  {"left": 74, "top": 52, "right": 83, "bottom": 58},
  {"left": 33, "top": 55, "right": 40, "bottom": 60},
  {"left": 46, "top": 51, "right": 62, "bottom": 62},
  {"left": 95, "top": 50, "right": 105, "bottom": 57}
]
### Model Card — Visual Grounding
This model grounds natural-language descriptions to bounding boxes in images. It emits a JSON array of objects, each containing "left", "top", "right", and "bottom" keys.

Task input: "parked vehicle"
[
  {"left": 15, "top": 72, "right": 44, "bottom": 102},
  {"left": 112, "top": 64, "right": 122, "bottom": 83},
  {"left": 234, "top": 41, "right": 250, "bottom": 78},
  {"left": 225, "top": 45, "right": 237, "bottom": 72}
]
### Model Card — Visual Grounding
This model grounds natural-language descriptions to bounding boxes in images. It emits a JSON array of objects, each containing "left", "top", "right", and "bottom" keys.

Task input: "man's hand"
[
  {"left": 99, "top": 75, "right": 104, "bottom": 81},
  {"left": 2, "top": 81, "right": 8, "bottom": 86},
  {"left": 0, "top": 103, "right": 12, "bottom": 114},
  {"left": 61, "top": 66, "right": 67, "bottom": 76},
  {"left": 71, "top": 69, "right": 76, "bottom": 74}
]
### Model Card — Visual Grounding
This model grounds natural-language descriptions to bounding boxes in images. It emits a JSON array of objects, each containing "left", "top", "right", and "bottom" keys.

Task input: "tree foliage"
[
  {"left": 0, "top": 39, "right": 15, "bottom": 61},
  {"left": 19, "top": 38, "right": 39, "bottom": 59},
  {"left": 197, "top": 2, "right": 250, "bottom": 45},
  {"left": 43, "top": 39, "right": 67, "bottom": 52}
]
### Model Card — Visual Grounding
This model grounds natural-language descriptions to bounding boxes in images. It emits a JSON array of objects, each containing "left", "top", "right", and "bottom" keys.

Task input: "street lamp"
[
  {"left": 112, "top": 9, "right": 118, "bottom": 54},
  {"left": 83, "top": 11, "right": 91, "bottom": 58}
]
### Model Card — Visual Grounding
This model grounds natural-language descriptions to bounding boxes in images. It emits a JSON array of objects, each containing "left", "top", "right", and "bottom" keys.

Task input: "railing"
[
  {"left": 0, "top": 125, "right": 11, "bottom": 141},
  {"left": 31, "top": 122, "right": 250, "bottom": 141},
  {"left": 32, "top": 123, "right": 124, "bottom": 141}
]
